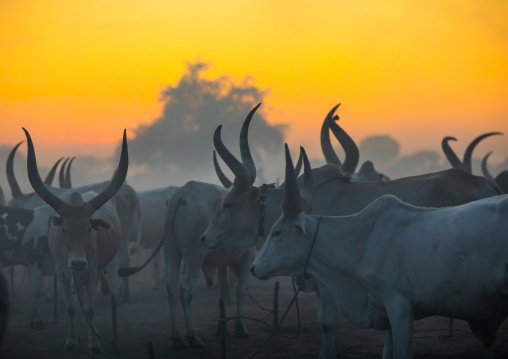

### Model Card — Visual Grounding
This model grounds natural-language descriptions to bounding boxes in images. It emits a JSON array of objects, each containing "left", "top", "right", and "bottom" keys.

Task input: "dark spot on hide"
[
  {"left": 0, "top": 216, "right": 5, "bottom": 226},
  {"left": 0, "top": 227, "right": 6, "bottom": 241},
  {"left": 179, "top": 199, "right": 187, "bottom": 206},
  {"left": 8, "top": 224, "right": 18, "bottom": 237}
]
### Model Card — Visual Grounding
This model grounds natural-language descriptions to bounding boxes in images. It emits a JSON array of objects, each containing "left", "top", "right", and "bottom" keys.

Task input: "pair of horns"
[
  {"left": 442, "top": 132, "right": 502, "bottom": 173},
  {"left": 24, "top": 128, "right": 128, "bottom": 215},
  {"left": 282, "top": 144, "right": 313, "bottom": 217},
  {"left": 320, "top": 103, "right": 359, "bottom": 176},
  {"left": 58, "top": 157, "right": 76, "bottom": 189},
  {"left": 213, "top": 104, "right": 259, "bottom": 192}
]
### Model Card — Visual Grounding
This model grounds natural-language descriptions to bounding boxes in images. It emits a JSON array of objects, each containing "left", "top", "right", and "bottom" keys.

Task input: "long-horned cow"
[
  {"left": 24, "top": 128, "right": 128, "bottom": 353},
  {"left": 202, "top": 126, "right": 501, "bottom": 358},
  {"left": 252, "top": 145, "right": 508, "bottom": 359}
]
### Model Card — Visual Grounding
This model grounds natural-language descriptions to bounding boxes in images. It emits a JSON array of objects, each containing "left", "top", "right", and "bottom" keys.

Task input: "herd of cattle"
[{"left": 0, "top": 103, "right": 507, "bottom": 359}]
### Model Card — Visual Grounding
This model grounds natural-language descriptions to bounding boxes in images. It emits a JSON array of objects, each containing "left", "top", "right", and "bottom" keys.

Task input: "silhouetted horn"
[
  {"left": 24, "top": 129, "right": 66, "bottom": 213},
  {"left": 294, "top": 147, "right": 304, "bottom": 178},
  {"left": 6, "top": 141, "right": 25, "bottom": 198},
  {"left": 282, "top": 144, "right": 303, "bottom": 217},
  {"left": 300, "top": 146, "right": 313, "bottom": 207},
  {"left": 462, "top": 132, "right": 502, "bottom": 174},
  {"left": 87, "top": 130, "right": 128, "bottom": 213},
  {"left": 441, "top": 137, "right": 463, "bottom": 170},
  {"left": 239, "top": 103, "right": 260, "bottom": 184},
  {"left": 44, "top": 157, "right": 64, "bottom": 186},
  {"left": 213, "top": 151, "right": 233, "bottom": 188},
  {"left": 0, "top": 185, "right": 5, "bottom": 205},
  {"left": 59, "top": 157, "right": 71, "bottom": 188},
  {"left": 481, "top": 152, "right": 494, "bottom": 180},
  {"left": 327, "top": 113, "right": 359, "bottom": 175},
  {"left": 320, "top": 104, "right": 342, "bottom": 166},
  {"left": 65, "top": 157, "right": 76, "bottom": 188},
  {"left": 213, "top": 125, "right": 251, "bottom": 192}
]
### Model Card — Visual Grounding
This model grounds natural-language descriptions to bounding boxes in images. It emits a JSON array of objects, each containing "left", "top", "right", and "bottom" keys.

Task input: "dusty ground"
[{"left": 1, "top": 261, "right": 508, "bottom": 359}]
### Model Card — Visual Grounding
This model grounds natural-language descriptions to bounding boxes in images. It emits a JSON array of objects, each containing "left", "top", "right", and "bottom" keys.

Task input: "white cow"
[
  {"left": 24, "top": 128, "right": 128, "bottom": 353},
  {"left": 252, "top": 144, "right": 508, "bottom": 359}
]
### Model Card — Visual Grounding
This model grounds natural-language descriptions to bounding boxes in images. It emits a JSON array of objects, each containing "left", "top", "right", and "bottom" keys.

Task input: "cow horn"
[
  {"left": 0, "top": 185, "right": 5, "bottom": 205},
  {"left": 320, "top": 104, "right": 342, "bottom": 166},
  {"left": 327, "top": 112, "right": 359, "bottom": 176},
  {"left": 58, "top": 157, "right": 71, "bottom": 188},
  {"left": 213, "top": 151, "right": 233, "bottom": 188},
  {"left": 65, "top": 157, "right": 76, "bottom": 188},
  {"left": 6, "top": 141, "right": 25, "bottom": 198},
  {"left": 294, "top": 147, "right": 304, "bottom": 178},
  {"left": 239, "top": 103, "right": 260, "bottom": 184},
  {"left": 481, "top": 152, "right": 494, "bottom": 180},
  {"left": 300, "top": 146, "right": 313, "bottom": 208},
  {"left": 44, "top": 157, "right": 64, "bottom": 185},
  {"left": 23, "top": 129, "right": 66, "bottom": 213},
  {"left": 282, "top": 144, "right": 303, "bottom": 217},
  {"left": 441, "top": 137, "right": 463, "bottom": 170},
  {"left": 462, "top": 132, "right": 502, "bottom": 174},
  {"left": 87, "top": 130, "right": 128, "bottom": 213},
  {"left": 213, "top": 125, "right": 251, "bottom": 192}
]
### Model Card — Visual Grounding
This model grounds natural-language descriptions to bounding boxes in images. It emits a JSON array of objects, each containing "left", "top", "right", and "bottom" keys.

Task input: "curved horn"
[
  {"left": 462, "top": 132, "right": 502, "bottom": 174},
  {"left": 65, "top": 156, "right": 76, "bottom": 188},
  {"left": 300, "top": 146, "right": 313, "bottom": 206},
  {"left": 0, "top": 185, "right": 5, "bottom": 205},
  {"left": 6, "top": 141, "right": 25, "bottom": 198},
  {"left": 327, "top": 113, "right": 359, "bottom": 175},
  {"left": 213, "top": 151, "right": 233, "bottom": 188},
  {"left": 239, "top": 103, "right": 260, "bottom": 184},
  {"left": 481, "top": 152, "right": 494, "bottom": 180},
  {"left": 87, "top": 130, "right": 128, "bottom": 213},
  {"left": 23, "top": 129, "right": 66, "bottom": 213},
  {"left": 44, "top": 157, "right": 64, "bottom": 185},
  {"left": 294, "top": 147, "right": 304, "bottom": 178},
  {"left": 58, "top": 157, "right": 71, "bottom": 188},
  {"left": 441, "top": 137, "right": 463, "bottom": 170},
  {"left": 320, "top": 104, "right": 342, "bottom": 166},
  {"left": 282, "top": 144, "right": 303, "bottom": 217},
  {"left": 213, "top": 125, "right": 251, "bottom": 192}
]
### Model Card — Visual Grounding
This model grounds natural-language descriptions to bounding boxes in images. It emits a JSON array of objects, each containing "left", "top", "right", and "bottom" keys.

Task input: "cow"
[
  {"left": 6, "top": 139, "right": 141, "bottom": 304},
  {"left": 201, "top": 126, "right": 502, "bottom": 358},
  {"left": 119, "top": 105, "right": 264, "bottom": 350},
  {"left": 137, "top": 186, "right": 178, "bottom": 288},
  {"left": 482, "top": 152, "right": 508, "bottom": 193},
  {"left": 321, "top": 104, "right": 389, "bottom": 181},
  {"left": 251, "top": 144, "right": 508, "bottom": 359},
  {"left": 23, "top": 127, "right": 128, "bottom": 353}
]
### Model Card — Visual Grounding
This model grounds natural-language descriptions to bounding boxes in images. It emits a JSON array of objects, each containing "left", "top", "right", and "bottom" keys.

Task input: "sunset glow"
[{"left": 1, "top": 0, "right": 508, "bottom": 165}]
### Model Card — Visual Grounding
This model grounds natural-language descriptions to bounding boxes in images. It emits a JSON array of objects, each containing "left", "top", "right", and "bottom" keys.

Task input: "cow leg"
[
  {"left": 382, "top": 330, "right": 393, "bottom": 359},
  {"left": 164, "top": 244, "right": 185, "bottom": 349},
  {"left": 151, "top": 251, "right": 162, "bottom": 290},
  {"left": 468, "top": 319, "right": 503, "bottom": 359},
  {"left": 83, "top": 272, "right": 101, "bottom": 354},
  {"left": 384, "top": 297, "right": 413, "bottom": 359},
  {"left": 180, "top": 256, "right": 204, "bottom": 348},
  {"left": 59, "top": 273, "right": 78, "bottom": 351},
  {"left": 218, "top": 265, "right": 231, "bottom": 304},
  {"left": 316, "top": 285, "right": 337, "bottom": 359},
  {"left": 230, "top": 252, "right": 252, "bottom": 338},
  {"left": 28, "top": 266, "right": 45, "bottom": 330}
]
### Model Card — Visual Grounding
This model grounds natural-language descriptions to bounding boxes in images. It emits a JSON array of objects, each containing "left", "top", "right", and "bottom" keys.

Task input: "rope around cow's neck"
[
  {"left": 249, "top": 215, "right": 323, "bottom": 359},
  {"left": 71, "top": 269, "right": 117, "bottom": 346}
]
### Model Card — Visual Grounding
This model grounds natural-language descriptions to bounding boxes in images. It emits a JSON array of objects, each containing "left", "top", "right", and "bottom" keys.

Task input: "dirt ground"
[{"left": 1, "top": 259, "right": 508, "bottom": 359}]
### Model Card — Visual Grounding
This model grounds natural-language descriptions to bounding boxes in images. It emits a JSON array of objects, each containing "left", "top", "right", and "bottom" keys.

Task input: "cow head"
[
  {"left": 23, "top": 128, "right": 128, "bottom": 271},
  {"left": 201, "top": 104, "right": 261, "bottom": 249},
  {"left": 251, "top": 144, "right": 312, "bottom": 280}
]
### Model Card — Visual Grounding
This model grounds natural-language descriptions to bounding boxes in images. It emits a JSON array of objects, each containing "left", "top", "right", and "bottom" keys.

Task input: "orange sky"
[{"left": 1, "top": 0, "right": 508, "bottom": 166}]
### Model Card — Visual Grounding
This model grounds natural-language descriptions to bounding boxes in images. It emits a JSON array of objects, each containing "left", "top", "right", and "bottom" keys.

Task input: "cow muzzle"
[{"left": 68, "top": 257, "right": 88, "bottom": 270}]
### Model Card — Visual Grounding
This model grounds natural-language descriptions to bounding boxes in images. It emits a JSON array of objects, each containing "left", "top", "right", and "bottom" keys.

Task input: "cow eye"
[
  {"left": 223, "top": 202, "right": 233, "bottom": 209},
  {"left": 271, "top": 231, "right": 281, "bottom": 238}
]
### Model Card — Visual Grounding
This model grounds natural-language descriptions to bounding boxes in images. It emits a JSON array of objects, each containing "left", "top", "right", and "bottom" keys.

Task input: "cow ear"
[
  {"left": 51, "top": 216, "right": 63, "bottom": 226},
  {"left": 247, "top": 186, "right": 260, "bottom": 202},
  {"left": 90, "top": 219, "right": 113, "bottom": 231},
  {"left": 294, "top": 218, "right": 307, "bottom": 237}
]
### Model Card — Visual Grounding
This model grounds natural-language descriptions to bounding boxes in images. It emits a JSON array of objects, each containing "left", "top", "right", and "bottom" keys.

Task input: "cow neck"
[{"left": 258, "top": 184, "right": 276, "bottom": 237}]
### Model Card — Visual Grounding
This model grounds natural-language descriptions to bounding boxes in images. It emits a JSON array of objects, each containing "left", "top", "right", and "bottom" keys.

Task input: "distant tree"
[
  {"left": 359, "top": 135, "right": 400, "bottom": 169},
  {"left": 128, "top": 61, "right": 285, "bottom": 176},
  {"left": 386, "top": 150, "right": 446, "bottom": 178}
]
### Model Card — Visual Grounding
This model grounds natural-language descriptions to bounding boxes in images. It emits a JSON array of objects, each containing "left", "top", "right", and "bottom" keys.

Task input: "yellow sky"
[{"left": 1, "top": 0, "right": 507, "bottom": 165}]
